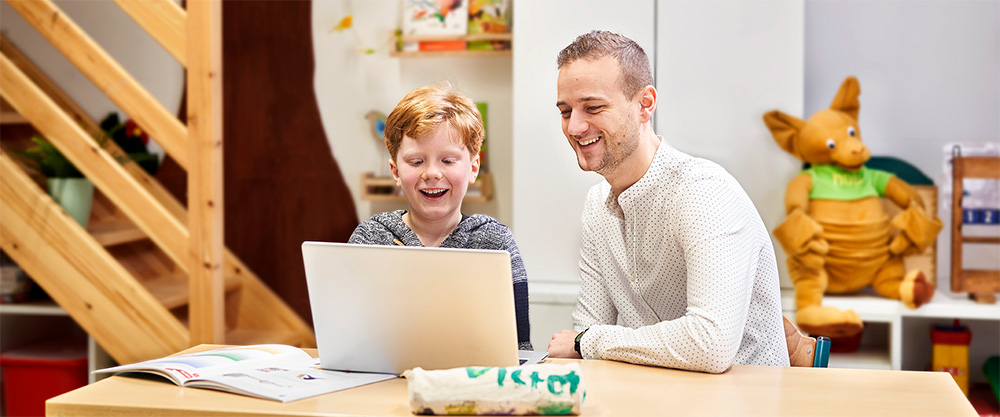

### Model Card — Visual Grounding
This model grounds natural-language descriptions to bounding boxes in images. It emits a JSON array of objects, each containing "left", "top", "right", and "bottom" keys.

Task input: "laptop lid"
[{"left": 302, "top": 241, "right": 520, "bottom": 375}]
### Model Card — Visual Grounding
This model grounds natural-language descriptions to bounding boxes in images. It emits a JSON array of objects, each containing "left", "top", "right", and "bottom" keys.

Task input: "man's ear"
[
  {"left": 469, "top": 152, "right": 481, "bottom": 185},
  {"left": 389, "top": 157, "right": 401, "bottom": 187},
  {"left": 830, "top": 76, "right": 860, "bottom": 120},
  {"left": 637, "top": 85, "right": 656, "bottom": 124},
  {"left": 762, "top": 110, "right": 805, "bottom": 157}
]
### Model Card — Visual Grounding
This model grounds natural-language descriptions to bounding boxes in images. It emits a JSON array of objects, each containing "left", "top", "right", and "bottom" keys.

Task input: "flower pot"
[{"left": 46, "top": 178, "right": 94, "bottom": 228}]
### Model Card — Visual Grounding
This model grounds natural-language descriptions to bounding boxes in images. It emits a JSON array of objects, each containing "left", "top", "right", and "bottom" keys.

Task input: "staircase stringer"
[
  {"left": 0, "top": 151, "right": 188, "bottom": 364},
  {"left": 1, "top": 34, "right": 315, "bottom": 348}
]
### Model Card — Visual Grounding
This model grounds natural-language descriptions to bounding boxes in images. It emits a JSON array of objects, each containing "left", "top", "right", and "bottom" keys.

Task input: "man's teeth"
[
  {"left": 421, "top": 189, "right": 447, "bottom": 196},
  {"left": 580, "top": 136, "right": 600, "bottom": 146}
]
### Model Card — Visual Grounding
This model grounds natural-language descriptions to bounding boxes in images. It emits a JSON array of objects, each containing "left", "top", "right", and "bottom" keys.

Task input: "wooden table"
[{"left": 47, "top": 345, "right": 976, "bottom": 416}]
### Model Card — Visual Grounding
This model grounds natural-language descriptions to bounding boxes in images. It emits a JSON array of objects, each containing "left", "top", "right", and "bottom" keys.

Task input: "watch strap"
[{"left": 574, "top": 328, "right": 589, "bottom": 356}]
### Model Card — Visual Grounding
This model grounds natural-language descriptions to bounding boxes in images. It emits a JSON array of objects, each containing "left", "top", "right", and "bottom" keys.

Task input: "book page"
[
  {"left": 186, "top": 357, "right": 396, "bottom": 402},
  {"left": 95, "top": 344, "right": 312, "bottom": 385}
]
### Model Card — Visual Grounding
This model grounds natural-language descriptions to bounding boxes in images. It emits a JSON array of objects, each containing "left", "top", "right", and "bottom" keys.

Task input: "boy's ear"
[
  {"left": 830, "top": 76, "right": 860, "bottom": 120},
  {"left": 469, "top": 152, "right": 481, "bottom": 184},
  {"left": 762, "top": 110, "right": 805, "bottom": 157},
  {"left": 389, "top": 158, "right": 401, "bottom": 187},
  {"left": 637, "top": 85, "right": 656, "bottom": 124}
]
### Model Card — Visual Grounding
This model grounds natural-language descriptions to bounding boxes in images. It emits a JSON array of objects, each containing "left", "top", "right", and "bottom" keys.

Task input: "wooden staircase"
[{"left": 0, "top": 0, "right": 315, "bottom": 366}]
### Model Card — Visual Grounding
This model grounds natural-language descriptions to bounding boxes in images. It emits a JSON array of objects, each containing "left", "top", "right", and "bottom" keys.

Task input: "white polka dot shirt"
[{"left": 573, "top": 139, "right": 790, "bottom": 373}]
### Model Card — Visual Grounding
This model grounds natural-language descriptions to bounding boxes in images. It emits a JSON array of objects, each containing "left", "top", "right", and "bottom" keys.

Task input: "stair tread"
[
  {"left": 88, "top": 217, "right": 147, "bottom": 247},
  {"left": 146, "top": 274, "right": 243, "bottom": 310}
]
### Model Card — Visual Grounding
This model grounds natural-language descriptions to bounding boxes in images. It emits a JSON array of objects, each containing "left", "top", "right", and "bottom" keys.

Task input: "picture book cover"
[
  {"left": 402, "top": 0, "right": 470, "bottom": 36},
  {"left": 94, "top": 344, "right": 394, "bottom": 402},
  {"left": 468, "top": 0, "right": 510, "bottom": 50}
]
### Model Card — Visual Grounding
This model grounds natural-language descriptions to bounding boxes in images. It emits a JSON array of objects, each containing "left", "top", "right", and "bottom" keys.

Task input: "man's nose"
[{"left": 566, "top": 112, "right": 589, "bottom": 137}]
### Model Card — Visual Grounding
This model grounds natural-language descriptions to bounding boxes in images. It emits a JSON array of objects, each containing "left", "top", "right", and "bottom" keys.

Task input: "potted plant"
[
  {"left": 98, "top": 112, "right": 159, "bottom": 176},
  {"left": 17, "top": 136, "right": 93, "bottom": 228}
]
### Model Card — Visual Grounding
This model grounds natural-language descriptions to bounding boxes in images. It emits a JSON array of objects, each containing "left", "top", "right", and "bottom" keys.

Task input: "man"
[{"left": 546, "top": 30, "right": 789, "bottom": 373}]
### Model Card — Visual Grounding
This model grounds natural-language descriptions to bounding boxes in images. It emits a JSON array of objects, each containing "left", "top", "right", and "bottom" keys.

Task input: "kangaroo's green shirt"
[{"left": 804, "top": 164, "right": 894, "bottom": 201}]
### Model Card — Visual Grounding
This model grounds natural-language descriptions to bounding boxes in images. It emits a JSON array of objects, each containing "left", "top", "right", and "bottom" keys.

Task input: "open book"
[{"left": 94, "top": 344, "right": 395, "bottom": 402}]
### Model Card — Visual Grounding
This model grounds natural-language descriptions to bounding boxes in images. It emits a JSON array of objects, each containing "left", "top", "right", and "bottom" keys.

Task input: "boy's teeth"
[
  {"left": 422, "top": 189, "right": 446, "bottom": 195},
  {"left": 581, "top": 136, "right": 600, "bottom": 146}
]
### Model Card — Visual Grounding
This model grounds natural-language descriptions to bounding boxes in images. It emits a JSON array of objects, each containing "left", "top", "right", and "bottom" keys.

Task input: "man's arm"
[{"left": 571, "top": 219, "right": 617, "bottom": 331}]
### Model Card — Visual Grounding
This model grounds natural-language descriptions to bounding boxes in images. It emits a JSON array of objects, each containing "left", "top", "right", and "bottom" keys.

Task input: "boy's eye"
[
  {"left": 442, "top": 159, "right": 456, "bottom": 165},
  {"left": 409, "top": 160, "right": 423, "bottom": 166}
]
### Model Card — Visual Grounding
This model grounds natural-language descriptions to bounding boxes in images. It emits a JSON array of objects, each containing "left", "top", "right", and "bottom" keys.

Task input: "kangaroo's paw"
[
  {"left": 796, "top": 305, "right": 863, "bottom": 338},
  {"left": 900, "top": 270, "right": 935, "bottom": 309}
]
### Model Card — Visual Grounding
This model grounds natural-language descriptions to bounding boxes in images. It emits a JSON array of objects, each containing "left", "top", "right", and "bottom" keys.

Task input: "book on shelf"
[
  {"left": 402, "top": 0, "right": 469, "bottom": 36},
  {"left": 468, "top": 0, "right": 511, "bottom": 51},
  {"left": 94, "top": 344, "right": 394, "bottom": 403},
  {"left": 418, "top": 40, "right": 467, "bottom": 52},
  {"left": 476, "top": 102, "right": 489, "bottom": 176}
]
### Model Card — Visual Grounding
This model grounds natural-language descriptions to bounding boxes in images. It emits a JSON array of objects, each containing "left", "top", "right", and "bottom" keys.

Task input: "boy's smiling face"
[{"left": 390, "top": 124, "right": 479, "bottom": 224}]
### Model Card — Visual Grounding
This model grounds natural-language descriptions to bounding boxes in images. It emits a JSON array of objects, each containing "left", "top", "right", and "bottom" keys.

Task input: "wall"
[
  {"left": 655, "top": 0, "right": 804, "bottom": 288},
  {"left": 804, "top": 0, "right": 1000, "bottom": 288},
  {"left": 311, "top": 0, "right": 512, "bottom": 225},
  {"left": 0, "top": 0, "right": 184, "bottom": 156},
  {"left": 513, "top": 0, "right": 804, "bottom": 349}
]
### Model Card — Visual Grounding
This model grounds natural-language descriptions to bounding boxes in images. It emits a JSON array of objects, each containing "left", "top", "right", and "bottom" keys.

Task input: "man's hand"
[{"left": 547, "top": 329, "right": 583, "bottom": 359}]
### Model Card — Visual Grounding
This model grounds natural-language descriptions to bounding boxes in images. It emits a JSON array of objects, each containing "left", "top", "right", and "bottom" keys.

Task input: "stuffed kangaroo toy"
[{"left": 763, "top": 76, "right": 943, "bottom": 338}]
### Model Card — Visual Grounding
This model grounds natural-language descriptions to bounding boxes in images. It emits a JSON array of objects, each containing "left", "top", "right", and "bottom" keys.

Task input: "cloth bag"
[{"left": 405, "top": 363, "right": 585, "bottom": 415}]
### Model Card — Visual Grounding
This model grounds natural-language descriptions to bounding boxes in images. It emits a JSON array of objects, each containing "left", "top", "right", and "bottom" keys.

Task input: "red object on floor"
[
  {"left": 0, "top": 337, "right": 87, "bottom": 417},
  {"left": 829, "top": 327, "right": 864, "bottom": 353},
  {"left": 970, "top": 383, "right": 1000, "bottom": 417}
]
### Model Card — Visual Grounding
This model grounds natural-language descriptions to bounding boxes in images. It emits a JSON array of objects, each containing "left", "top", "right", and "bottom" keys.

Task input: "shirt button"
[{"left": 629, "top": 274, "right": 636, "bottom": 282}]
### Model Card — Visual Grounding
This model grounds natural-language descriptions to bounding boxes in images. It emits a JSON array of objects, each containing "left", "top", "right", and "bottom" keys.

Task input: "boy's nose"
[{"left": 422, "top": 164, "right": 443, "bottom": 180}]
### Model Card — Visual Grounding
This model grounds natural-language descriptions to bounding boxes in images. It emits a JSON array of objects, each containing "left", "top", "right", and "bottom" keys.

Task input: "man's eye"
[
  {"left": 587, "top": 106, "right": 604, "bottom": 112},
  {"left": 560, "top": 109, "right": 571, "bottom": 119}
]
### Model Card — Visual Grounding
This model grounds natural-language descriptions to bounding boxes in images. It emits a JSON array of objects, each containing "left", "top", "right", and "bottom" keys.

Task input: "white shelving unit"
[
  {"left": 782, "top": 289, "right": 1000, "bottom": 372},
  {"left": 0, "top": 301, "right": 114, "bottom": 383}
]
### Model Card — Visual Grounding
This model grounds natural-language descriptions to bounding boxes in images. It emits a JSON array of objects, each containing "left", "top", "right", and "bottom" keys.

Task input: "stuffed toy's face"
[
  {"left": 763, "top": 76, "right": 871, "bottom": 172},
  {"left": 798, "top": 109, "right": 870, "bottom": 171}
]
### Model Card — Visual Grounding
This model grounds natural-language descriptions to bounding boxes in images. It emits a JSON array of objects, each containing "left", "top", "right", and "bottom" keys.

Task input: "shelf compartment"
[{"left": 360, "top": 172, "right": 494, "bottom": 203}]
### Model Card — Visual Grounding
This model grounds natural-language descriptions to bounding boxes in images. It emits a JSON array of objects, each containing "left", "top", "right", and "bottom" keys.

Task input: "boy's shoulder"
[{"left": 457, "top": 214, "right": 514, "bottom": 240}]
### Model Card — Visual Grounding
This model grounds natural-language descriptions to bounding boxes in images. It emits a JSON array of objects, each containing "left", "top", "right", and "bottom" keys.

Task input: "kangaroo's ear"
[
  {"left": 830, "top": 76, "right": 860, "bottom": 120},
  {"left": 763, "top": 110, "right": 805, "bottom": 157}
]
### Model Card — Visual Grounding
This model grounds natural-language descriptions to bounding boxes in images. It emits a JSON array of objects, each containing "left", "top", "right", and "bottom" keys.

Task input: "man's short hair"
[
  {"left": 384, "top": 83, "right": 484, "bottom": 160},
  {"left": 556, "top": 30, "right": 654, "bottom": 100}
]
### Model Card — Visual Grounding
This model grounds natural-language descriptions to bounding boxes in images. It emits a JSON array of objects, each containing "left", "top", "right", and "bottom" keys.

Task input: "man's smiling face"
[{"left": 556, "top": 55, "right": 641, "bottom": 176}]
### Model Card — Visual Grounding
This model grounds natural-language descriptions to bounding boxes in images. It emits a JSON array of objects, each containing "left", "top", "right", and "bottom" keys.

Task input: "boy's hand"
[{"left": 547, "top": 330, "right": 583, "bottom": 359}]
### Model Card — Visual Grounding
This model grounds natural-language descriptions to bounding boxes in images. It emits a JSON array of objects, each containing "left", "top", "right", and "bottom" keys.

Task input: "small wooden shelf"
[
  {"left": 0, "top": 110, "right": 29, "bottom": 125},
  {"left": 360, "top": 172, "right": 494, "bottom": 203},
  {"left": 950, "top": 152, "right": 1000, "bottom": 303},
  {"left": 0, "top": 300, "right": 68, "bottom": 316},
  {"left": 390, "top": 49, "right": 511, "bottom": 58},
  {"left": 391, "top": 33, "right": 511, "bottom": 58}
]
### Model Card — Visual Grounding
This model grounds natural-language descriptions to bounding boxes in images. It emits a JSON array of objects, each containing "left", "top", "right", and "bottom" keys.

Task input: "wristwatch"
[{"left": 574, "top": 328, "right": 589, "bottom": 356}]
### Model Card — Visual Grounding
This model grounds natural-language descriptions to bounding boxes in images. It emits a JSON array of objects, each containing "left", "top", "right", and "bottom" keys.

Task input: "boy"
[{"left": 349, "top": 84, "right": 531, "bottom": 350}]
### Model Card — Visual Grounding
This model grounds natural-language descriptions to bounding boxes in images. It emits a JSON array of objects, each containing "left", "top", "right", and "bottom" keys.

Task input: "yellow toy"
[{"left": 763, "top": 76, "right": 943, "bottom": 338}]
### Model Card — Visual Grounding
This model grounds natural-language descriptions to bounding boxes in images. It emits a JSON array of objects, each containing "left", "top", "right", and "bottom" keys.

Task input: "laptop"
[{"left": 302, "top": 241, "right": 547, "bottom": 375}]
